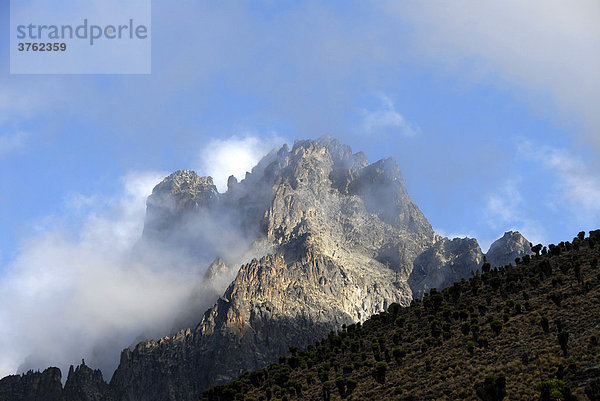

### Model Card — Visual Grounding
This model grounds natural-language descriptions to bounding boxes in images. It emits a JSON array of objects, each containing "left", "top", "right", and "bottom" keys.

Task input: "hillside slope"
[{"left": 202, "top": 230, "right": 600, "bottom": 401}]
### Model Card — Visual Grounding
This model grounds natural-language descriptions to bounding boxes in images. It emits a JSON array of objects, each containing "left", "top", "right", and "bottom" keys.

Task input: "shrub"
[
  {"left": 474, "top": 374, "right": 506, "bottom": 401},
  {"left": 287, "top": 356, "right": 300, "bottom": 369},
  {"left": 322, "top": 382, "right": 333, "bottom": 401},
  {"left": 392, "top": 347, "right": 406, "bottom": 364},
  {"left": 373, "top": 362, "right": 388, "bottom": 384},
  {"left": 541, "top": 316, "right": 550, "bottom": 333},
  {"left": 335, "top": 377, "right": 347, "bottom": 398},
  {"left": 547, "top": 293, "right": 562, "bottom": 307},
  {"left": 558, "top": 331, "right": 569, "bottom": 356},
  {"left": 430, "top": 321, "right": 442, "bottom": 338},
  {"left": 388, "top": 302, "right": 401, "bottom": 316},
  {"left": 288, "top": 381, "right": 302, "bottom": 397},
  {"left": 467, "top": 340, "right": 475, "bottom": 355},
  {"left": 248, "top": 370, "right": 264, "bottom": 387},
  {"left": 490, "top": 320, "right": 503, "bottom": 336},
  {"left": 536, "top": 379, "right": 576, "bottom": 401}
]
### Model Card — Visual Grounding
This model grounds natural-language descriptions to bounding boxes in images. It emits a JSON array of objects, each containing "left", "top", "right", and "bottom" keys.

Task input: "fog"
[{"left": 0, "top": 136, "right": 278, "bottom": 381}]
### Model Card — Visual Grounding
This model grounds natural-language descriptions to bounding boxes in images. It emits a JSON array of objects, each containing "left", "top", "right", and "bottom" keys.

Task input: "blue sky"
[
  {"left": 0, "top": 0, "right": 599, "bottom": 378},
  {"left": 1, "top": 0, "right": 599, "bottom": 262}
]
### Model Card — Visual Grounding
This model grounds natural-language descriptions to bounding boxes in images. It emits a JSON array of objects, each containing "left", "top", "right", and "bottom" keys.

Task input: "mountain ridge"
[
  {"left": 201, "top": 230, "right": 600, "bottom": 401},
  {"left": 0, "top": 136, "right": 534, "bottom": 401}
]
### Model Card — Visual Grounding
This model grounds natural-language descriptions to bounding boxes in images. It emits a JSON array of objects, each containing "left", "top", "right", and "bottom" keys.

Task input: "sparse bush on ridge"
[{"left": 200, "top": 230, "right": 600, "bottom": 401}]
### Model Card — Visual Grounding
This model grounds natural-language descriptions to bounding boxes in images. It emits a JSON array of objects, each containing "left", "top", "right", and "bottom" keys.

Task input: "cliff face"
[
  {"left": 107, "top": 137, "right": 435, "bottom": 400},
  {"left": 408, "top": 237, "right": 484, "bottom": 297},
  {"left": 0, "top": 137, "right": 533, "bottom": 401},
  {"left": 63, "top": 363, "right": 110, "bottom": 401},
  {"left": 0, "top": 368, "right": 64, "bottom": 401},
  {"left": 205, "top": 232, "right": 600, "bottom": 401},
  {"left": 408, "top": 232, "right": 534, "bottom": 297}
]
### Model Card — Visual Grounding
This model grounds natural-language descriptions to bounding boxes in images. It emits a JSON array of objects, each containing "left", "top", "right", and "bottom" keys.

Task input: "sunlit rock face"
[{"left": 108, "top": 136, "right": 438, "bottom": 400}]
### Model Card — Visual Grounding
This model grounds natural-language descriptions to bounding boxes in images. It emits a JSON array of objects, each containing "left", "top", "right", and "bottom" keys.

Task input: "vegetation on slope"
[{"left": 200, "top": 230, "right": 600, "bottom": 401}]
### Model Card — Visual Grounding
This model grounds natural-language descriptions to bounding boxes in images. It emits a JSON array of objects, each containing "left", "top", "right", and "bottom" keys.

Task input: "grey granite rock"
[
  {"left": 486, "top": 231, "right": 533, "bottom": 268},
  {"left": 408, "top": 237, "right": 484, "bottom": 297},
  {"left": 107, "top": 136, "right": 435, "bottom": 400}
]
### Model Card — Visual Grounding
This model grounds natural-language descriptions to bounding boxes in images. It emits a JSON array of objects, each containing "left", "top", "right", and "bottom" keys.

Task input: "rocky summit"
[
  {"left": 0, "top": 136, "right": 532, "bottom": 401},
  {"left": 408, "top": 231, "right": 533, "bottom": 298}
]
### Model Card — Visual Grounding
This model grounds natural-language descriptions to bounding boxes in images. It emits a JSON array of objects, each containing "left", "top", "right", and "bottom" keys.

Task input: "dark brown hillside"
[{"left": 201, "top": 230, "right": 600, "bottom": 401}]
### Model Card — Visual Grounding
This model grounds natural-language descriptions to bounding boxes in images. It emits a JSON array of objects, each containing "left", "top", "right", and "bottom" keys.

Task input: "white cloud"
[
  {"left": 362, "top": 94, "right": 417, "bottom": 137},
  {"left": 0, "top": 131, "right": 29, "bottom": 159},
  {"left": 433, "top": 226, "right": 497, "bottom": 251},
  {"left": 78, "top": 171, "right": 167, "bottom": 252},
  {"left": 520, "top": 142, "right": 600, "bottom": 221},
  {"left": 388, "top": 0, "right": 600, "bottom": 153},
  {"left": 486, "top": 180, "right": 523, "bottom": 228},
  {"left": 199, "top": 134, "right": 285, "bottom": 192},
  {"left": 484, "top": 179, "right": 546, "bottom": 246},
  {"left": 434, "top": 227, "right": 476, "bottom": 241},
  {"left": 0, "top": 170, "right": 202, "bottom": 379}
]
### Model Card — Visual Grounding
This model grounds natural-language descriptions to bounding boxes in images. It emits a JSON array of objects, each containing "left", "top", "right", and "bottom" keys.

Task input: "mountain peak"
[
  {"left": 1, "top": 136, "right": 537, "bottom": 401},
  {"left": 486, "top": 230, "right": 533, "bottom": 267},
  {"left": 142, "top": 170, "right": 219, "bottom": 241},
  {"left": 155, "top": 170, "right": 217, "bottom": 197}
]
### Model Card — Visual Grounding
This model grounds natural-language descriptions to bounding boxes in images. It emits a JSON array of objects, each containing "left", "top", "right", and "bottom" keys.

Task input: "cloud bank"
[
  {"left": 199, "top": 134, "right": 284, "bottom": 192},
  {"left": 390, "top": 0, "right": 600, "bottom": 153},
  {"left": 484, "top": 179, "right": 546, "bottom": 247},
  {"left": 0, "top": 171, "right": 202, "bottom": 379},
  {"left": 362, "top": 94, "right": 417, "bottom": 137},
  {"left": 520, "top": 142, "right": 600, "bottom": 222},
  {"left": 0, "top": 134, "right": 284, "bottom": 380}
]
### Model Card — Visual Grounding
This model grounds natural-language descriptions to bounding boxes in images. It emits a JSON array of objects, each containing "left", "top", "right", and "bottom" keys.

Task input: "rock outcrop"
[
  {"left": 408, "top": 231, "right": 533, "bottom": 297},
  {"left": 408, "top": 237, "right": 484, "bottom": 297},
  {"left": 486, "top": 231, "right": 533, "bottom": 268},
  {"left": 0, "top": 367, "right": 64, "bottom": 401},
  {"left": 64, "top": 362, "right": 111, "bottom": 401},
  {"left": 142, "top": 171, "right": 219, "bottom": 240},
  {"left": 0, "top": 363, "right": 111, "bottom": 401},
  {"left": 107, "top": 136, "right": 434, "bottom": 400}
]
